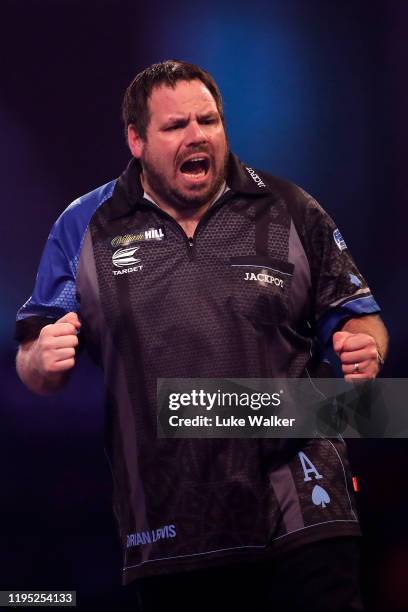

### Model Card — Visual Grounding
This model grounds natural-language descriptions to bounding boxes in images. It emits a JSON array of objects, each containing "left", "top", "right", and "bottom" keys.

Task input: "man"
[{"left": 16, "top": 60, "right": 388, "bottom": 611}]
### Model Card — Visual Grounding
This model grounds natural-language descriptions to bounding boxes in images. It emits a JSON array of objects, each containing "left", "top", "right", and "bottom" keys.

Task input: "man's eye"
[
  {"left": 165, "top": 124, "right": 183, "bottom": 131},
  {"left": 201, "top": 118, "right": 217, "bottom": 125}
]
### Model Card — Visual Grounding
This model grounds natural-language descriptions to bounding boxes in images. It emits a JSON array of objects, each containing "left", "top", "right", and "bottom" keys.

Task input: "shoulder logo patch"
[{"left": 333, "top": 229, "right": 347, "bottom": 251}]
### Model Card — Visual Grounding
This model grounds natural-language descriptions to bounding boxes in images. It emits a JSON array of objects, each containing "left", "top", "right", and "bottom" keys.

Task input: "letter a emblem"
[{"left": 298, "top": 451, "right": 323, "bottom": 482}]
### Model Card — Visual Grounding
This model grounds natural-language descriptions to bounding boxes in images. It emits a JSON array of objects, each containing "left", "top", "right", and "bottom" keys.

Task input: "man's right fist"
[{"left": 33, "top": 312, "right": 81, "bottom": 375}]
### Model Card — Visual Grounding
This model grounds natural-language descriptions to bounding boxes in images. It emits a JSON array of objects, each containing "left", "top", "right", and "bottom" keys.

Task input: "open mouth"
[{"left": 180, "top": 157, "right": 210, "bottom": 178}]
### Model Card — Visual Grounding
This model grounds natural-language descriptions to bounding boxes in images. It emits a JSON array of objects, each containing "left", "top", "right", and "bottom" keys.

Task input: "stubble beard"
[{"left": 141, "top": 148, "right": 230, "bottom": 211}]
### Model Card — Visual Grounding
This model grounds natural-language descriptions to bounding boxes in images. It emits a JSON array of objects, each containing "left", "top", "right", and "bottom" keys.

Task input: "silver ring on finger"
[{"left": 353, "top": 363, "right": 360, "bottom": 373}]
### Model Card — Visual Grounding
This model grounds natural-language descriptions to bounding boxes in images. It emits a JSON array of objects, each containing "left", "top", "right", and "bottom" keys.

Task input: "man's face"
[{"left": 129, "top": 79, "right": 229, "bottom": 210}]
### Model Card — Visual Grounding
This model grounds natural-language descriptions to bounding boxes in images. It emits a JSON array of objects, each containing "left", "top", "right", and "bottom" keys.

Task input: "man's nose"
[{"left": 185, "top": 121, "right": 207, "bottom": 145}]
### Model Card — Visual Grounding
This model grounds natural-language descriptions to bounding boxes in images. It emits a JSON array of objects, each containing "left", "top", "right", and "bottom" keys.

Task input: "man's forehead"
[{"left": 148, "top": 80, "right": 218, "bottom": 117}]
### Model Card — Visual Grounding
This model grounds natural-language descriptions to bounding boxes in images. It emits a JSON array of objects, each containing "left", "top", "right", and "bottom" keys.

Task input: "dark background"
[{"left": 1, "top": 0, "right": 407, "bottom": 609}]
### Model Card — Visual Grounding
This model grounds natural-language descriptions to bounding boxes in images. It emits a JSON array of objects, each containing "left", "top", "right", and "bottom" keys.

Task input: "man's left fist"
[{"left": 333, "top": 331, "right": 380, "bottom": 381}]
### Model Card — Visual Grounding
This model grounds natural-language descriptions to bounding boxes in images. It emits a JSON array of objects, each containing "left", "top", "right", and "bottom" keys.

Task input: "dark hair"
[{"left": 122, "top": 60, "right": 224, "bottom": 141}]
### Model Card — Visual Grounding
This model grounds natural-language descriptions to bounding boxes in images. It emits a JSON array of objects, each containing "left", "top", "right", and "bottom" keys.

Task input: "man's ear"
[{"left": 127, "top": 125, "right": 144, "bottom": 159}]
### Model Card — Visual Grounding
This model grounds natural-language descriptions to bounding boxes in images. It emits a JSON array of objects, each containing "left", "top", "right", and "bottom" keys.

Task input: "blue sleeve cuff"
[{"left": 317, "top": 295, "right": 381, "bottom": 347}]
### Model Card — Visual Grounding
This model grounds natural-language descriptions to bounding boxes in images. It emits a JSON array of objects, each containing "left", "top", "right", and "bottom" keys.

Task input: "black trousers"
[{"left": 123, "top": 536, "right": 365, "bottom": 612}]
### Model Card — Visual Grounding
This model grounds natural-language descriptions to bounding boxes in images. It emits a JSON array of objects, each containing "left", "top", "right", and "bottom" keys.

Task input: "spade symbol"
[{"left": 312, "top": 485, "right": 331, "bottom": 508}]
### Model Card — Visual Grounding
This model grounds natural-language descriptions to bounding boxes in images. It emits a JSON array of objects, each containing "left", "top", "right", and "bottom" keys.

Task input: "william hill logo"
[
  {"left": 126, "top": 524, "right": 176, "bottom": 548},
  {"left": 111, "top": 227, "right": 165, "bottom": 247}
]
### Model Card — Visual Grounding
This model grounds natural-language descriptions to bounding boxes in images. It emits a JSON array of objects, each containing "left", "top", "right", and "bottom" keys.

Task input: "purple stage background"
[{"left": 1, "top": 1, "right": 407, "bottom": 609}]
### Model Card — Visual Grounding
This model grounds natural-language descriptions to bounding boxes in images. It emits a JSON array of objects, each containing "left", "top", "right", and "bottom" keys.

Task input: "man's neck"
[{"left": 141, "top": 176, "right": 228, "bottom": 237}]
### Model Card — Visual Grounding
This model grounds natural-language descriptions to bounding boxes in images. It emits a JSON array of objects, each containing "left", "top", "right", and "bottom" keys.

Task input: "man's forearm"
[
  {"left": 16, "top": 313, "right": 80, "bottom": 395},
  {"left": 16, "top": 340, "right": 70, "bottom": 396}
]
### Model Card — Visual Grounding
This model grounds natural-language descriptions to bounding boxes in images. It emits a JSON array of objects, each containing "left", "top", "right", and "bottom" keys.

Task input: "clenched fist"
[
  {"left": 333, "top": 330, "right": 380, "bottom": 381},
  {"left": 32, "top": 312, "right": 81, "bottom": 376}
]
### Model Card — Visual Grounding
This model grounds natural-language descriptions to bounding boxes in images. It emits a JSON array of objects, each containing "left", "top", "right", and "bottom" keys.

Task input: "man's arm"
[
  {"left": 333, "top": 314, "right": 389, "bottom": 381},
  {"left": 16, "top": 312, "right": 81, "bottom": 395}
]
